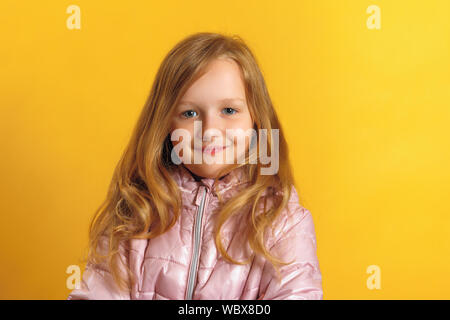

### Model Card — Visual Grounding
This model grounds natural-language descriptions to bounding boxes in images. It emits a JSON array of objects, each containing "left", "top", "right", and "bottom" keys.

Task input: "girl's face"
[{"left": 170, "top": 57, "right": 254, "bottom": 179}]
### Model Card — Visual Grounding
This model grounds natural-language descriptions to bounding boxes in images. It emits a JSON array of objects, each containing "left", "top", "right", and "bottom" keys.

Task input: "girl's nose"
[
  {"left": 196, "top": 114, "right": 224, "bottom": 142},
  {"left": 202, "top": 113, "right": 220, "bottom": 130}
]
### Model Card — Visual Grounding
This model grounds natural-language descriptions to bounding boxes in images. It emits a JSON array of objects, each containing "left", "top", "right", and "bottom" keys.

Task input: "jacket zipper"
[{"left": 185, "top": 186, "right": 208, "bottom": 300}]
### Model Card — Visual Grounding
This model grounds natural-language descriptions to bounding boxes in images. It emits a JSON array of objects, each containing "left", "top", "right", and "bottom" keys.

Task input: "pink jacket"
[{"left": 67, "top": 165, "right": 323, "bottom": 300}]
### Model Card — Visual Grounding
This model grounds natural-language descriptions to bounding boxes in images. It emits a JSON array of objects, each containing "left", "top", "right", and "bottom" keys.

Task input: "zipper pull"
[{"left": 195, "top": 185, "right": 207, "bottom": 206}]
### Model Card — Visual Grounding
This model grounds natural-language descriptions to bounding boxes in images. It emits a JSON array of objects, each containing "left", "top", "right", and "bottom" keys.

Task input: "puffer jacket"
[{"left": 67, "top": 164, "right": 323, "bottom": 300}]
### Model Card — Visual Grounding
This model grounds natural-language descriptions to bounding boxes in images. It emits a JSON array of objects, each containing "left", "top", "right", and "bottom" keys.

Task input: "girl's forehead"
[
  {"left": 178, "top": 97, "right": 246, "bottom": 107},
  {"left": 178, "top": 59, "right": 246, "bottom": 104}
]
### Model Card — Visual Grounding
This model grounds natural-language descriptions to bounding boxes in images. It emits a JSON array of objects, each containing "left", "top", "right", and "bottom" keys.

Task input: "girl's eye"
[
  {"left": 182, "top": 110, "right": 197, "bottom": 118},
  {"left": 181, "top": 107, "right": 237, "bottom": 118},
  {"left": 222, "top": 107, "right": 237, "bottom": 115}
]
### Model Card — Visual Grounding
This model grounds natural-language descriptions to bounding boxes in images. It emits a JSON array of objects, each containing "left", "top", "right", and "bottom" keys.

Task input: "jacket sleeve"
[
  {"left": 67, "top": 236, "right": 131, "bottom": 300},
  {"left": 258, "top": 188, "right": 323, "bottom": 300}
]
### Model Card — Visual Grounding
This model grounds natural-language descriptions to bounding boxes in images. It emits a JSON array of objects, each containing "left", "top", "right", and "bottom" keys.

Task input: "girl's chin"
[{"left": 183, "top": 164, "right": 233, "bottom": 179}]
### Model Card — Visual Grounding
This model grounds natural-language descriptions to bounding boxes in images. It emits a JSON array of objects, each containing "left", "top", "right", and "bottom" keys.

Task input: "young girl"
[{"left": 67, "top": 32, "right": 323, "bottom": 300}]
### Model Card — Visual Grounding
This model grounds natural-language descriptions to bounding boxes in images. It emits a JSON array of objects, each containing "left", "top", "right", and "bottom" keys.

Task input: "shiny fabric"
[{"left": 67, "top": 165, "right": 323, "bottom": 300}]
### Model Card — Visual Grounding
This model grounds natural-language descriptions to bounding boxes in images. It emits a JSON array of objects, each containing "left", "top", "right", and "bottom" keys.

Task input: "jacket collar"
[{"left": 170, "top": 164, "right": 251, "bottom": 195}]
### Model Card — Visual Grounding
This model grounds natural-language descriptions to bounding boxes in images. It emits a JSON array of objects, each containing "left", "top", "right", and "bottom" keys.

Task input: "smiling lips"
[{"left": 195, "top": 145, "right": 229, "bottom": 156}]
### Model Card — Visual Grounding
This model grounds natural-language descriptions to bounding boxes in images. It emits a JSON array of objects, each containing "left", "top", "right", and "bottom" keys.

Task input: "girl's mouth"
[{"left": 194, "top": 145, "right": 229, "bottom": 156}]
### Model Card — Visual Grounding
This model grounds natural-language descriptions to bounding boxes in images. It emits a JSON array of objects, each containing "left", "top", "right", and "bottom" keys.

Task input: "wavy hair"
[{"left": 82, "top": 32, "right": 299, "bottom": 293}]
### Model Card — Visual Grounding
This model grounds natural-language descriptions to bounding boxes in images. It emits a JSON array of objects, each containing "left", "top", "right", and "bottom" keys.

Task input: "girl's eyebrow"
[{"left": 179, "top": 98, "right": 246, "bottom": 106}]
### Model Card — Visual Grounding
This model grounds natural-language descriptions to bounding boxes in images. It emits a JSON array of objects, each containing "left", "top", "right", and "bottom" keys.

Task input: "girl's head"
[
  {"left": 144, "top": 32, "right": 286, "bottom": 181},
  {"left": 86, "top": 32, "right": 296, "bottom": 292}
]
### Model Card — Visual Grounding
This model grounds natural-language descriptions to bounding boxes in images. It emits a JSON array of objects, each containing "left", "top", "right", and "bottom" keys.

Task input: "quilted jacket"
[{"left": 67, "top": 164, "right": 323, "bottom": 300}]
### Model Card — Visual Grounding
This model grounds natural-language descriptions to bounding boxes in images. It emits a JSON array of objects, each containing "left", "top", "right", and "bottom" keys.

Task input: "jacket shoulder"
[
  {"left": 265, "top": 186, "right": 314, "bottom": 249},
  {"left": 259, "top": 186, "right": 323, "bottom": 299}
]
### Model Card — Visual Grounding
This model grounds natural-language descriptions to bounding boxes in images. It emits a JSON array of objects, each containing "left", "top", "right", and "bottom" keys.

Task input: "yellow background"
[{"left": 1, "top": 0, "right": 449, "bottom": 299}]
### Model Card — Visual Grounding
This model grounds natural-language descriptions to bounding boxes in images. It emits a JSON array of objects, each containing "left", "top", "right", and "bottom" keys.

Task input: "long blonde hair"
[{"left": 83, "top": 32, "right": 299, "bottom": 293}]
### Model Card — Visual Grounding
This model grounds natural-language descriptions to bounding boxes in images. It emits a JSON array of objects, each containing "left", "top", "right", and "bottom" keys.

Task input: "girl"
[{"left": 67, "top": 32, "right": 323, "bottom": 300}]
